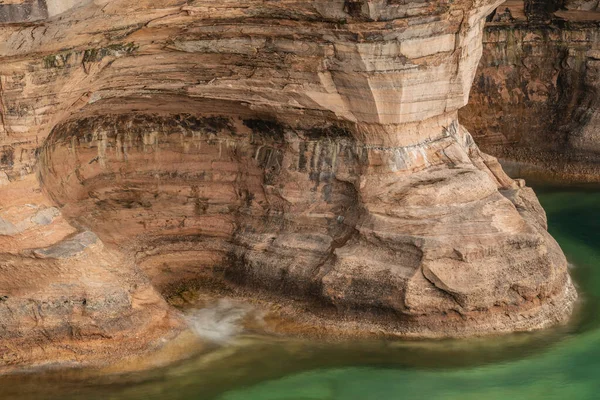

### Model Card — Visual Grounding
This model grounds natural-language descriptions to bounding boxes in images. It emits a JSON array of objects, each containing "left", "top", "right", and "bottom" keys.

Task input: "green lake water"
[{"left": 2, "top": 185, "right": 599, "bottom": 400}]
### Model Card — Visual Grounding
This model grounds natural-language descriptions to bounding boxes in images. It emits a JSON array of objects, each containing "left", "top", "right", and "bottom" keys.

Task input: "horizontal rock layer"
[
  {"left": 0, "top": 0, "right": 576, "bottom": 371},
  {"left": 461, "top": 0, "right": 600, "bottom": 182}
]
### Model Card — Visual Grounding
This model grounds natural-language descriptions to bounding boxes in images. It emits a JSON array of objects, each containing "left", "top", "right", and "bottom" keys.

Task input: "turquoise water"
[{"left": 2, "top": 186, "right": 599, "bottom": 400}]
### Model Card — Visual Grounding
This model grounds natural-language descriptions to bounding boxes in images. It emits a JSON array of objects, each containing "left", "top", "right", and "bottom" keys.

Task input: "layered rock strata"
[
  {"left": 0, "top": 0, "right": 576, "bottom": 371},
  {"left": 461, "top": 0, "right": 600, "bottom": 182}
]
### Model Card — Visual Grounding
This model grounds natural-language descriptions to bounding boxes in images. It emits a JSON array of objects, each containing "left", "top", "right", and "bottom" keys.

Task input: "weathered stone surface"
[
  {"left": 0, "top": 0, "right": 576, "bottom": 372},
  {"left": 461, "top": 0, "right": 600, "bottom": 182}
]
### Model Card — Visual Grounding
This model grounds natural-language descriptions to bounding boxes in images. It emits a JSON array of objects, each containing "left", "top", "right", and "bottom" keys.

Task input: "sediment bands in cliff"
[
  {"left": 0, "top": 0, "right": 576, "bottom": 372},
  {"left": 461, "top": 0, "right": 600, "bottom": 182},
  {"left": 39, "top": 109, "right": 576, "bottom": 336}
]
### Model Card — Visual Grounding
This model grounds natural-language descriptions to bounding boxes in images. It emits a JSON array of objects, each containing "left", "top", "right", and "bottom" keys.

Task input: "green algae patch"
[
  {"left": 42, "top": 42, "right": 139, "bottom": 69},
  {"left": 82, "top": 42, "right": 138, "bottom": 63}
]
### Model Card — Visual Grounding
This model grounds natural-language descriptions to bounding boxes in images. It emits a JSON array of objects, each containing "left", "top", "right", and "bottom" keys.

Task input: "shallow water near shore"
[{"left": 2, "top": 185, "right": 599, "bottom": 400}]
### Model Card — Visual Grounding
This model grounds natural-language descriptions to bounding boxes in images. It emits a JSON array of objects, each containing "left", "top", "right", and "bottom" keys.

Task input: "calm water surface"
[{"left": 2, "top": 185, "right": 599, "bottom": 400}]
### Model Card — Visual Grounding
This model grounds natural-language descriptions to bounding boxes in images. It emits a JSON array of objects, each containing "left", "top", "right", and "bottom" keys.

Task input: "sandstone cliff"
[
  {"left": 461, "top": 0, "right": 600, "bottom": 182},
  {"left": 0, "top": 0, "right": 576, "bottom": 372}
]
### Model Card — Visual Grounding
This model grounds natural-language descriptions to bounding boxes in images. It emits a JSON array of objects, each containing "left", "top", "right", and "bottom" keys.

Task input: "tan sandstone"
[{"left": 0, "top": 0, "right": 576, "bottom": 372}]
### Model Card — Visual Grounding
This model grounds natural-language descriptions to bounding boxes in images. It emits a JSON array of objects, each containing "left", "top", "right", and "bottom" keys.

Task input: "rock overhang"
[{"left": 0, "top": 0, "right": 578, "bottom": 373}]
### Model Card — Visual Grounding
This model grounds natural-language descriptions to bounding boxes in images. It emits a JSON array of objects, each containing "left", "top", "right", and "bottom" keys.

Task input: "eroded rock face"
[
  {"left": 0, "top": 0, "right": 576, "bottom": 371},
  {"left": 461, "top": 1, "right": 600, "bottom": 182}
]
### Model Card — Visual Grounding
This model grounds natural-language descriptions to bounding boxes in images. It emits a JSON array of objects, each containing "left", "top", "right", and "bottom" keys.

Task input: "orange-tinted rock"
[{"left": 0, "top": 0, "right": 576, "bottom": 372}]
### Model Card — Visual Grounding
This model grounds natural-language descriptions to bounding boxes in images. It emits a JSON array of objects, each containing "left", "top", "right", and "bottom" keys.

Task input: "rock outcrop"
[
  {"left": 460, "top": 0, "right": 600, "bottom": 182},
  {"left": 0, "top": 0, "right": 576, "bottom": 372}
]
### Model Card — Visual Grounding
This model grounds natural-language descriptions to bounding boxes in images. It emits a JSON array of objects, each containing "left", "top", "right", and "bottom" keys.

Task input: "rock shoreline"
[{"left": 0, "top": 0, "right": 577, "bottom": 372}]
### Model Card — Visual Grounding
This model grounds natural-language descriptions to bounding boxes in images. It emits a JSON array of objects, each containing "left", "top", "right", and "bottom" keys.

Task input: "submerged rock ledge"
[{"left": 0, "top": 0, "right": 576, "bottom": 372}]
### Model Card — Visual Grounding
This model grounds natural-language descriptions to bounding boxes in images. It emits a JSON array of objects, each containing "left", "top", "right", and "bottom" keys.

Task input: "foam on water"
[{"left": 184, "top": 299, "right": 253, "bottom": 343}]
